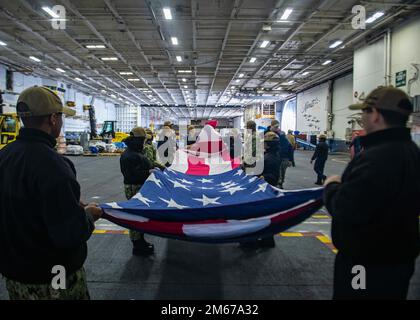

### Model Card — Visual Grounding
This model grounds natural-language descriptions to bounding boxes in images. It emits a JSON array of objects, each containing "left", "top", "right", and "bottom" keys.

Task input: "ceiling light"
[
  {"left": 366, "top": 11, "right": 384, "bottom": 24},
  {"left": 184, "top": 85, "right": 188, "bottom": 89},
  {"left": 56, "top": 68, "right": 66, "bottom": 73},
  {"left": 302, "top": 71, "right": 309, "bottom": 76},
  {"left": 75, "top": 77, "right": 83, "bottom": 82},
  {"left": 86, "top": 45, "right": 106, "bottom": 49},
  {"left": 262, "top": 24, "right": 272, "bottom": 31},
  {"left": 322, "top": 60, "right": 332, "bottom": 65},
  {"left": 176, "top": 56, "right": 182, "bottom": 62},
  {"left": 178, "top": 70, "right": 192, "bottom": 73},
  {"left": 260, "top": 40, "right": 270, "bottom": 48},
  {"left": 182, "top": 78, "right": 187, "bottom": 82},
  {"left": 42, "top": 6, "right": 60, "bottom": 18},
  {"left": 239, "top": 73, "right": 244, "bottom": 78},
  {"left": 249, "top": 57, "right": 256, "bottom": 63},
  {"left": 101, "top": 90, "right": 107, "bottom": 94},
  {"left": 280, "top": 8, "right": 293, "bottom": 21},
  {"left": 127, "top": 78, "right": 140, "bottom": 82},
  {"left": 29, "top": 56, "right": 41, "bottom": 62},
  {"left": 171, "top": 37, "right": 178, "bottom": 45},
  {"left": 282, "top": 80, "right": 294, "bottom": 85},
  {"left": 329, "top": 40, "right": 343, "bottom": 49},
  {"left": 231, "top": 86, "right": 235, "bottom": 89},
  {"left": 101, "top": 57, "right": 118, "bottom": 61},
  {"left": 273, "top": 87, "right": 283, "bottom": 90},
  {"left": 111, "top": 94, "right": 117, "bottom": 99},
  {"left": 235, "top": 79, "right": 240, "bottom": 83},
  {"left": 163, "top": 8, "right": 172, "bottom": 20},
  {"left": 119, "top": 72, "right": 133, "bottom": 75},
  {"left": 0, "top": 41, "right": 7, "bottom": 46}
]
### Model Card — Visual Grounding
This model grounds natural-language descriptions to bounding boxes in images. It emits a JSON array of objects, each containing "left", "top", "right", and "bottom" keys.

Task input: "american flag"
[{"left": 100, "top": 125, "right": 323, "bottom": 243}]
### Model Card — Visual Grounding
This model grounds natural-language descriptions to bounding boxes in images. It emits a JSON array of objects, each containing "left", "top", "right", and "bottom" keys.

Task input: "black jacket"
[
  {"left": 0, "top": 128, "right": 94, "bottom": 284},
  {"left": 324, "top": 128, "right": 420, "bottom": 263},
  {"left": 311, "top": 141, "right": 329, "bottom": 162},
  {"left": 120, "top": 138, "right": 152, "bottom": 185},
  {"left": 262, "top": 144, "right": 281, "bottom": 186}
]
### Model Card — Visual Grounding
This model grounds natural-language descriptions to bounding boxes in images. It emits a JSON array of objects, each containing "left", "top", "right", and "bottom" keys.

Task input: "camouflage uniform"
[
  {"left": 5, "top": 268, "right": 89, "bottom": 300},
  {"left": 144, "top": 143, "right": 165, "bottom": 169},
  {"left": 124, "top": 184, "right": 144, "bottom": 241}
]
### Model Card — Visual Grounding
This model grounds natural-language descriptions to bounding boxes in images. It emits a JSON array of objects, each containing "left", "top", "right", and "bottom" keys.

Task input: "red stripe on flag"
[
  {"left": 186, "top": 154, "right": 210, "bottom": 175},
  {"left": 271, "top": 200, "right": 322, "bottom": 224}
]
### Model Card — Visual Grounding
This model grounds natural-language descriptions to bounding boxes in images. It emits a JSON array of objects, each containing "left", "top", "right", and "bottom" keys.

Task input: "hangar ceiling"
[{"left": 0, "top": 0, "right": 419, "bottom": 119}]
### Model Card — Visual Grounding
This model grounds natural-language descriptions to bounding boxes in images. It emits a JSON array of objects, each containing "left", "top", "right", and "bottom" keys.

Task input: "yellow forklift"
[{"left": 0, "top": 113, "right": 20, "bottom": 150}]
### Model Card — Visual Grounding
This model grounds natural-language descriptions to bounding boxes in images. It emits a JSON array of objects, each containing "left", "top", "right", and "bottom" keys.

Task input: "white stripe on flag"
[
  {"left": 183, "top": 219, "right": 270, "bottom": 239},
  {"left": 105, "top": 209, "right": 149, "bottom": 222},
  {"left": 170, "top": 149, "right": 189, "bottom": 173}
]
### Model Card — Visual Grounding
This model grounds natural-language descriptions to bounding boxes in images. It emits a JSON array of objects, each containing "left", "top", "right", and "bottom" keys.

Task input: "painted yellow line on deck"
[
  {"left": 316, "top": 235, "right": 332, "bottom": 244},
  {"left": 279, "top": 232, "right": 303, "bottom": 237},
  {"left": 312, "top": 214, "right": 330, "bottom": 219},
  {"left": 93, "top": 230, "right": 107, "bottom": 234}
]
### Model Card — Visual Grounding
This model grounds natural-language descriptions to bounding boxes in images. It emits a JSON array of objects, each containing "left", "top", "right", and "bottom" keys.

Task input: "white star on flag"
[
  {"left": 221, "top": 185, "right": 246, "bottom": 195},
  {"left": 193, "top": 195, "right": 221, "bottom": 206},
  {"left": 176, "top": 178, "right": 194, "bottom": 185},
  {"left": 107, "top": 202, "right": 122, "bottom": 209},
  {"left": 148, "top": 173, "right": 163, "bottom": 188},
  {"left": 170, "top": 180, "right": 191, "bottom": 191},
  {"left": 218, "top": 181, "right": 233, "bottom": 187},
  {"left": 200, "top": 186, "right": 214, "bottom": 190},
  {"left": 248, "top": 177, "right": 258, "bottom": 183},
  {"left": 252, "top": 183, "right": 268, "bottom": 194},
  {"left": 198, "top": 178, "right": 213, "bottom": 183},
  {"left": 234, "top": 170, "right": 244, "bottom": 176},
  {"left": 132, "top": 193, "right": 154, "bottom": 207},
  {"left": 222, "top": 182, "right": 238, "bottom": 189},
  {"left": 159, "top": 197, "right": 189, "bottom": 209}
]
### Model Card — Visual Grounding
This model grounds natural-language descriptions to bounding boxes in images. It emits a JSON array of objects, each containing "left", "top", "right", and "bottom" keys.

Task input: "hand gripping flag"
[{"left": 100, "top": 125, "right": 323, "bottom": 243}]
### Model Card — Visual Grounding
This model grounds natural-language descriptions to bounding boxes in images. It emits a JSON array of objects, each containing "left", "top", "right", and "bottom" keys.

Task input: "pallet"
[{"left": 98, "top": 153, "right": 121, "bottom": 156}]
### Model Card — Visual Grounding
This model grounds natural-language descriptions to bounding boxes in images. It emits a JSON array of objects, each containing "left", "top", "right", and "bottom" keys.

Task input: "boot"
[
  {"left": 132, "top": 239, "right": 154, "bottom": 256},
  {"left": 258, "top": 236, "right": 276, "bottom": 248},
  {"left": 239, "top": 241, "right": 259, "bottom": 249}
]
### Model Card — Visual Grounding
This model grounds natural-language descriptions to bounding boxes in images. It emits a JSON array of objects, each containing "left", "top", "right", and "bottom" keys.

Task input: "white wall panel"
[
  {"left": 353, "top": 38, "right": 385, "bottom": 102},
  {"left": 0, "top": 64, "right": 6, "bottom": 91},
  {"left": 391, "top": 17, "right": 420, "bottom": 97},
  {"left": 332, "top": 73, "right": 354, "bottom": 140},
  {"left": 13, "top": 73, "right": 42, "bottom": 93},
  {"left": 233, "top": 116, "right": 243, "bottom": 129},
  {"left": 296, "top": 82, "right": 329, "bottom": 134}
]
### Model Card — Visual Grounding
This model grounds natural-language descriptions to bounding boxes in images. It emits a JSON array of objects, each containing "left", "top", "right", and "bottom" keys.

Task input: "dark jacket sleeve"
[
  {"left": 262, "top": 154, "right": 280, "bottom": 186},
  {"left": 120, "top": 152, "right": 152, "bottom": 184},
  {"left": 131, "top": 156, "right": 152, "bottom": 183},
  {"left": 323, "top": 158, "right": 387, "bottom": 225},
  {"left": 41, "top": 178, "right": 94, "bottom": 249},
  {"left": 287, "top": 142, "right": 293, "bottom": 161},
  {"left": 311, "top": 145, "right": 320, "bottom": 161}
]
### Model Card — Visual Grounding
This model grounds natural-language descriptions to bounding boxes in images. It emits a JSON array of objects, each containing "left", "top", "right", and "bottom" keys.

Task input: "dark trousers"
[
  {"left": 291, "top": 149, "right": 295, "bottom": 166},
  {"left": 333, "top": 252, "right": 415, "bottom": 300},
  {"left": 314, "top": 159, "right": 326, "bottom": 183}
]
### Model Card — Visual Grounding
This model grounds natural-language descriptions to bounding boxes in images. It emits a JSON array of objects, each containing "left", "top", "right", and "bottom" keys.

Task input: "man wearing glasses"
[
  {"left": 0, "top": 86, "right": 102, "bottom": 299},
  {"left": 324, "top": 86, "right": 420, "bottom": 300}
]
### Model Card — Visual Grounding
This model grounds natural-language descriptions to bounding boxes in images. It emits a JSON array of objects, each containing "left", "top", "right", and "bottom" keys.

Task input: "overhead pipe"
[
  {"left": 408, "top": 63, "right": 419, "bottom": 96},
  {"left": 215, "top": 0, "right": 286, "bottom": 106},
  {"left": 384, "top": 29, "right": 392, "bottom": 86}
]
